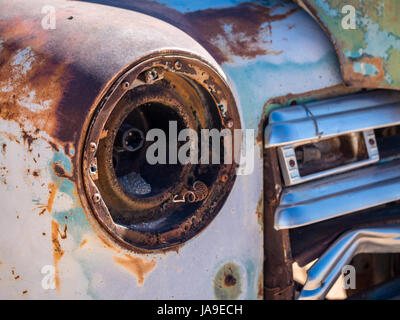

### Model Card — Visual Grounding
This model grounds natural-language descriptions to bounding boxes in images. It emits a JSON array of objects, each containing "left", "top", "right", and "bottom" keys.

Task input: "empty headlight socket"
[{"left": 82, "top": 54, "right": 241, "bottom": 251}]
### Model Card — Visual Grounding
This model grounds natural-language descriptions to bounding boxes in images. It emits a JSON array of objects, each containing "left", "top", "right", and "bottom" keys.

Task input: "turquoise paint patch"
[
  {"left": 315, "top": 0, "right": 340, "bottom": 17},
  {"left": 52, "top": 151, "right": 72, "bottom": 174},
  {"left": 345, "top": 50, "right": 363, "bottom": 59},
  {"left": 359, "top": 17, "right": 400, "bottom": 60},
  {"left": 49, "top": 149, "right": 92, "bottom": 243},
  {"left": 353, "top": 62, "right": 379, "bottom": 76},
  {"left": 52, "top": 204, "right": 91, "bottom": 245},
  {"left": 48, "top": 150, "right": 97, "bottom": 299},
  {"left": 386, "top": 72, "right": 394, "bottom": 85}
]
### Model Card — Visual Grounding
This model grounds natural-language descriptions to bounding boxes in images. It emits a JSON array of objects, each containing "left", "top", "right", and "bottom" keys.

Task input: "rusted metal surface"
[
  {"left": 80, "top": 0, "right": 298, "bottom": 64},
  {"left": 83, "top": 54, "right": 241, "bottom": 251},
  {"left": 296, "top": 0, "right": 400, "bottom": 90},
  {"left": 263, "top": 148, "right": 295, "bottom": 300},
  {"left": 0, "top": 0, "right": 345, "bottom": 299}
]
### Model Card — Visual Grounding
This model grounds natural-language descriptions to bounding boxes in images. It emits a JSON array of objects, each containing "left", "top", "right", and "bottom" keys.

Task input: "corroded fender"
[{"left": 296, "top": 0, "right": 400, "bottom": 90}]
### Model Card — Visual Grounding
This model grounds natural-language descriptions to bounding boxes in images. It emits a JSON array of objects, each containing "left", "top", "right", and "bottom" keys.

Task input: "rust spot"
[
  {"left": 21, "top": 130, "right": 37, "bottom": 150},
  {"left": 32, "top": 170, "right": 40, "bottom": 177},
  {"left": 113, "top": 254, "right": 156, "bottom": 286},
  {"left": 38, "top": 208, "right": 46, "bottom": 216},
  {"left": 224, "top": 274, "right": 237, "bottom": 287},
  {"left": 52, "top": 162, "right": 72, "bottom": 180},
  {"left": 22, "top": 290, "right": 28, "bottom": 295},
  {"left": 1, "top": 144, "right": 6, "bottom": 153},
  {"left": 185, "top": 3, "right": 298, "bottom": 63},
  {"left": 48, "top": 141, "right": 59, "bottom": 152},
  {"left": 51, "top": 220, "right": 64, "bottom": 291},
  {"left": 60, "top": 224, "right": 67, "bottom": 240},
  {"left": 64, "top": 143, "right": 74, "bottom": 157},
  {"left": 344, "top": 56, "right": 386, "bottom": 88},
  {"left": 14, "top": 275, "right": 20, "bottom": 280},
  {"left": 97, "top": 234, "right": 120, "bottom": 253},
  {"left": 263, "top": 84, "right": 358, "bottom": 109},
  {"left": 258, "top": 272, "right": 264, "bottom": 299},
  {"left": 79, "top": 239, "right": 87, "bottom": 248},
  {"left": 256, "top": 196, "right": 264, "bottom": 232},
  {"left": 46, "top": 183, "right": 57, "bottom": 214},
  {"left": 214, "top": 262, "right": 242, "bottom": 300}
]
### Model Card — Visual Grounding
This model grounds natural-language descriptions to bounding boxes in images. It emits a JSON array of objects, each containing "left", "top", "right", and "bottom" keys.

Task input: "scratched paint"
[{"left": 296, "top": 0, "right": 400, "bottom": 89}]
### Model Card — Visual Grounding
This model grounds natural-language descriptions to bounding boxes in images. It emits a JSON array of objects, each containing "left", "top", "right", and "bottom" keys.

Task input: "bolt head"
[
  {"left": 145, "top": 70, "right": 158, "bottom": 83},
  {"left": 93, "top": 193, "right": 101, "bottom": 203},
  {"left": 122, "top": 81, "right": 130, "bottom": 90},
  {"left": 174, "top": 61, "right": 182, "bottom": 70},
  {"left": 89, "top": 142, "right": 97, "bottom": 153}
]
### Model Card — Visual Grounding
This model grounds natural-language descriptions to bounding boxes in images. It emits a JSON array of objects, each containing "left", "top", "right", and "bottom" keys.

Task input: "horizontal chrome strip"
[
  {"left": 265, "top": 91, "right": 400, "bottom": 148},
  {"left": 298, "top": 225, "right": 400, "bottom": 300},
  {"left": 275, "top": 160, "right": 400, "bottom": 230}
]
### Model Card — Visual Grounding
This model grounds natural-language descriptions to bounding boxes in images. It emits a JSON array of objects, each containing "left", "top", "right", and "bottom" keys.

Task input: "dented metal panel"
[
  {"left": 296, "top": 0, "right": 400, "bottom": 90},
  {"left": 0, "top": 0, "right": 343, "bottom": 299}
]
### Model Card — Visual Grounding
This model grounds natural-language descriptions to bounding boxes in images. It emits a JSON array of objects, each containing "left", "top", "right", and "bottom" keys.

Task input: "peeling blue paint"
[
  {"left": 357, "top": 17, "right": 400, "bottom": 60},
  {"left": 353, "top": 61, "right": 379, "bottom": 76}
]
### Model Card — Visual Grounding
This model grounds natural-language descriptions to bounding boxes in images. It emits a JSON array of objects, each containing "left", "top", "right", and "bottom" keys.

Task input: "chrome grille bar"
[
  {"left": 265, "top": 91, "right": 400, "bottom": 148},
  {"left": 275, "top": 160, "right": 400, "bottom": 230}
]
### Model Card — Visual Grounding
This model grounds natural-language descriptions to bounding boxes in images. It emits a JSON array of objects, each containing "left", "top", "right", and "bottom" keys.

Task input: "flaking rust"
[
  {"left": 75, "top": 0, "right": 299, "bottom": 64},
  {"left": 296, "top": 0, "right": 400, "bottom": 90},
  {"left": 0, "top": 21, "right": 69, "bottom": 140},
  {"left": 113, "top": 255, "right": 156, "bottom": 286},
  {"left": 51, "top": 221, "right": 64, "bottom": 292}
]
